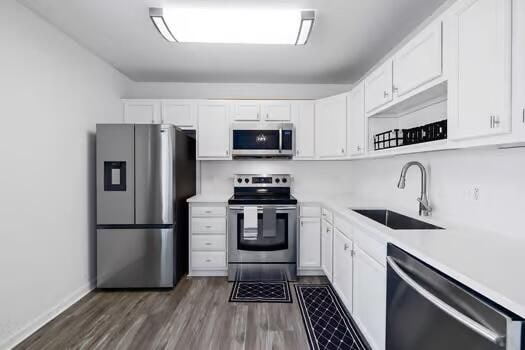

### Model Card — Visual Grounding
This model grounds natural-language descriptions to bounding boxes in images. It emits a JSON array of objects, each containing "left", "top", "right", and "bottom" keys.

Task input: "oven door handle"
[
  {"left": 229, "top": 205, "right": 297, "bottom": 211},
  {"left": 386, "top": 257, "right": 505, "bottom": 347}
]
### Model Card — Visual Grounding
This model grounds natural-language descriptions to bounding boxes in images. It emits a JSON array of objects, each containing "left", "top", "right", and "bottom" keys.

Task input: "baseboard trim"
[
  {"left": 189, "top": 270, "right": 228, "bottom": 277},
  {"left": 298, "top": 269, "right": 325, "bottom": 276},
  {"left": 1, "top": 279, "right": 95, "bottom": 350}
]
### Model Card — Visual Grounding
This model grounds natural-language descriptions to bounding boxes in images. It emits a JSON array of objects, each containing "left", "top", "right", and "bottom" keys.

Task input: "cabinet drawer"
[
  {"left": 354, "top": 227, "right": 387, "bottom": 267},
  {"left": 192, "top": 235, "right": 226, "bottom": 251},
  {"left": 192, "top": 206, "right": 226, "bottom": 217},
  {"left": 191, "top": 218, "right": 226, "bottom": 234},
  {"left": 334, "top": 214, "right": 353, "bottom": 238},
  {"left": 191, "top": 251, "right": 226, "bottom": 269},
  {"left": 300, "top": 205, "right": 321, "bottom": 217},
  {"left": 321, "top": 208, "right": 334, "bottom": 224}
]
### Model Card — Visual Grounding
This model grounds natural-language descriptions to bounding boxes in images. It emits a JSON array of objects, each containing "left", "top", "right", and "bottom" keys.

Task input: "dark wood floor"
[{"left": 16, "top": 276, "right": 327, "bottom": 350}]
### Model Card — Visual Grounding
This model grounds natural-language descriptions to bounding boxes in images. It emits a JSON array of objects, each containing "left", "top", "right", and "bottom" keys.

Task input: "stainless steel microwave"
[{"left": 231, "top": 123, "right": 294, "bottom": 158}]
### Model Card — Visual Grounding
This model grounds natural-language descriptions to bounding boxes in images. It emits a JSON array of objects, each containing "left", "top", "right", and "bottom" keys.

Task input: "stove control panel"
[{"left": 233, "top": 174, "right": 291, "bottom": 188}]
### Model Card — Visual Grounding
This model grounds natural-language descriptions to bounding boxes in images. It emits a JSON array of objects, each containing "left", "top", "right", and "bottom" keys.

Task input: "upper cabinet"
[
  {"left": 261, "top": 101, "right": 292, "bottom": 121},
  {"left": 315, "top": 94, "right": 347, "bottom": 158},
  {"left": 293, "top": 101, "right": 316, "bottom": 159},
  {"left": 446, "top": 0, "right": 512, "bottom": 140},
  {"left": 232, "top": 102, "right": 260, "bottom": 121},
  {"left": 123, "top": 100, "right": 161, "bottom": 124},
  {"left": 393, "top": 22, "right": 443, "bottom": 98},
  {"left": 161, "top": 101, "right": 197, "bottom": 129},
  {"left": 365, "top": 61, "right": 393, "bottom": 113},
  {"left": 347, "top": 83, "right": 366, "bottom": 156},
  {"left": 197, "top": 102, "right": 231, "bottom": 160},
  {"left": 513, "top": 0, "right": 525, "bottom": 140}
]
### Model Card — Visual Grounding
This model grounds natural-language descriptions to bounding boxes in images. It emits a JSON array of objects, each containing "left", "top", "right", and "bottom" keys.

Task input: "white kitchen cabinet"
[
  {"left": 293, "top": 101, "right": 315, "bottom": 159},
  {"left": 332, "top": 229, "right": 354, "bottom": 313},
  {"left": 299, "top": 218, "right": 321, "bottom": 269},
  {"left": 365, "top": 61, "right": 393, "bottom": 113},
  {"left": 161, "top": 101, "right": 196, "bottom": 129},
  {"left": 347, "top": 83, "right": 366, "bottom": 156},
  {"left": 197, "top": 102, "right": 231, "bottom": 159},
  {"left": 315, "top": 94, "right": 347, "bottom": 158},
  {"left": 447, "top": 0, "right": 512, "bottom": 140},
  {"left": 232, "top": 102, "right": 260, "bottom": 121},
  {"left": 354, "top": 245, "right": 386, "bottom": 350},
  {"left": 321, "top": 219, "right": 333, "bottom": 281},
  {"left": 514, "top": 0, "right": 525, "bottom": 139},
  {"left": 393, "top": 21, "right": 443, "bottom": 97},
  {"left": 123, "top": 100, "right": 161, "bottom": 124},
  {"left": 261, "top": 102, "right": 292, "bottom": 121}
]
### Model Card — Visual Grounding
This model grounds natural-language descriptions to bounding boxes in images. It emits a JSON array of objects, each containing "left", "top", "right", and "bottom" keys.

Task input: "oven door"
[
  {"left": 228, "top": 205, "right": 297, "bottom": 263},
  {"left": 231, "top": 124, "right": 294, "bottom": 157}
]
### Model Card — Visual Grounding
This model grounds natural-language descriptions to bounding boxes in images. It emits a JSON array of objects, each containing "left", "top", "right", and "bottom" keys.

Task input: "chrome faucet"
[{"left": 397, "top": 161, "right": 432, "bottom": 216}]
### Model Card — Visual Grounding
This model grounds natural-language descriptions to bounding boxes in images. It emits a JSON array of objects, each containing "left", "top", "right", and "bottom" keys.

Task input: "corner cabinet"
[
  {"left": 446, "top": 0, "right": 512, "bottom": 140},
  {"left": 315, "top": 94, "right": 347, "bottom": 158},
  {"left": 293, "top": 101, "right": 316, "bottom": 159},
  {"left": 197, "top": 102, "right": 231, "bottom": 160},
  {"left": 347, "top": 83, "right": 366, "bottom": 156}
]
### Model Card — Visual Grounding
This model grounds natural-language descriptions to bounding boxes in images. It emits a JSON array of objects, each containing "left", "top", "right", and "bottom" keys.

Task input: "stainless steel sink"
[{"left": 352, "top": 209, "right": 444, "bottom": 230}]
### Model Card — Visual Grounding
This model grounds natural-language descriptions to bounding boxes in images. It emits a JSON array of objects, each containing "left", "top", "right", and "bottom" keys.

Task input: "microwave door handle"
[
  {"left": 279, "top": 128, "right": 282, "bottom": 153},
  {"left": 386, "top": 257, "right": 505, "bottom": 347}
]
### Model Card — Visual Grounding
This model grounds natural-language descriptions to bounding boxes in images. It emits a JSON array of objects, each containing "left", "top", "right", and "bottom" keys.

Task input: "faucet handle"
[{"left": 417, "top": 197, "right": 432, "bottom": 215}]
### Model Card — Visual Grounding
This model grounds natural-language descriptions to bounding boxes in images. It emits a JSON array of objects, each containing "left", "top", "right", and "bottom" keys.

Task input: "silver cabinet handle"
[
  {"left": 386, "top": 257, "right": 505, "bottom": 346},
  {"left": 344, "top": 243, "right": 349, "bottom": 250},
  {"left": 493, "top": 115, "right": 500, "bottom": 128},
  {"left": 341, "top": 148, "right": 345, "bottom": 154},
  {"left": 205, "top": 210, "right": 212, "bottom": 214},
  {"left": 226, "top": 149, "right": 229, "bottom": 155},
  {"left": 205, "top": 225, "right": 212, "bottom": 229},
  {"left": 205, "top": 259, "right": 211, "bottom": 262},
  {"left": 205, "top": 242, "right": 212, "bottom": 246},
  {"left": 357, "top": 145, "right": 361, "bottom": 151},
  {"left": 297, "top": 149, "right": 300, "bottom": 155},
  {"left": 522, "top": 108, "right": 525, "bottom": 123},
  {"left": 393, "top": 86, "right": 399, "bottom": 93},
  {"left": 383, "top": 91, "right": 389, "bottom": 98}
]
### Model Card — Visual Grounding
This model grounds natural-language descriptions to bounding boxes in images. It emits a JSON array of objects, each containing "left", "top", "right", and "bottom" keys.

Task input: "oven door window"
[
  {"left": 233, "top": 130, "right": 280, "bottom": 150},
  {"left": 237, "top": 213, "right": 288, "bottom": 251}
]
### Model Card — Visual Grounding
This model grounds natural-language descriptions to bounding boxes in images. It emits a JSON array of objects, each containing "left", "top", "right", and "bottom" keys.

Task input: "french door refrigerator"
[{"left": 96, "top": 124, "right": 195, "bottom": 288}]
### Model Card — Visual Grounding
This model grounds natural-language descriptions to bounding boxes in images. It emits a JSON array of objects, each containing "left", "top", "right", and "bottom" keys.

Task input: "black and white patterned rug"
[
  {"left": 229, "top": 281, "right": 292, "bottom": 303},
  {"left": 295, "top": 284, "right": 369, "bottom": 350}
]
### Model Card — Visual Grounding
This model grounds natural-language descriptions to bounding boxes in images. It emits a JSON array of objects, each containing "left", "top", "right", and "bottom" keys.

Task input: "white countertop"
[
  {"left": 297, "top": 193, "right": 525, "bottom": 319},
  {"left": 188, "top": 191, "right": 525, "bottom": 318},
  {"left": 187, "top": 193, "right": 232, "bottom": 203}
]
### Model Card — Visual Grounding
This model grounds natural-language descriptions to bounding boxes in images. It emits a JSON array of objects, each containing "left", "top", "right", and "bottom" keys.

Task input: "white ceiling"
[{"left": 20, "top": 0, "right": 448, "bottom": 84}]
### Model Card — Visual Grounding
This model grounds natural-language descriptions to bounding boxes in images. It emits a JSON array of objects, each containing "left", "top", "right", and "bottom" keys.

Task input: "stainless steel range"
[{"left": 228, "top": 174, "right": 297, "bottom": 281}]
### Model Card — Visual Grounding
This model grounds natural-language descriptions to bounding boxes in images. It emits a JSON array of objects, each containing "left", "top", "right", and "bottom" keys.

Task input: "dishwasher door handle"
[{"left": 387, "top": 257, "right": 506, "bottom": 347}]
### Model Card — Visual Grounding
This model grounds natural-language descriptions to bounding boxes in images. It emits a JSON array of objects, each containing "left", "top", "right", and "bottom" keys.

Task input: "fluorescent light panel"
[{"left": 149, "top": 8, "right": 315, "bottom": 45}]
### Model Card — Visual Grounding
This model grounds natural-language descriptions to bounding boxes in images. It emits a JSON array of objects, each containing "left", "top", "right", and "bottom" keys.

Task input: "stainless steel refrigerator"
[{"left": 96, "top": 124, "right": 195, "bottom": 288}]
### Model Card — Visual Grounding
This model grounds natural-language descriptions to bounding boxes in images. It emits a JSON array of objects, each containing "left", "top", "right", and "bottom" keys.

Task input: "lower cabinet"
[
  {"left": 189, "top": 203, "right": 228, "bottom": 276},
  {"left": 353, "top": 245, "right": 386, "bottom": 350},
  {"left": 299, "top": 218, "right": 322, "bottom": 269},
  {"left": 321, "top": 219, "right": 334, "bottom": 281},
  {"left": 332, "top": 229, "right": 354, "bottom": 313}
]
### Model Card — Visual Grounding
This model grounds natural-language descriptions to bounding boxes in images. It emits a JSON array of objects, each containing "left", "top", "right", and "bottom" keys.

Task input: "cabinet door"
[
  {"left": 321, "top": 219, "right": 333, "bottom": 281},
  {"left": 393, "top": 21, "right": 442, "bottom": 97},
  {"left": 347, "top": 83, "right": 366, "bottom": 156},
  {"left": 299, "top": 218, "right": 321, "bottom": 268},
  {"left": 447, "top": 0, "right": 512, "bottom": 140},
  {"left": 365, "top": 61, "right": 393, "bottom": 113},
  {"left": 315, "top": 95, "right": 347, "bottom": 158},
  {"left": 162, "top": 101, "right": 196, "bottom": 128},
  {"left": 262, "top": 102, "right": 292, "bottom": 121},
  {"left": 232, "top": 102, "right": 260, "bottom": 121},
  {"left": 354, "top": 246, "right": 386, "bottom": 350},
  {"left": 332, "top": 229, "right": 353, "bottom": 313},
  {"left": 197, "top": 103, "right": 231, "bottom": 159},
  {"left": 514, "top": 0, "right": 525, "bottom": 139},
  {"left": 294, "top": 102, "right": 315, "bottom": 159},
  {"left": 123, "top": 100, "right": 161, "bottom": 124}
]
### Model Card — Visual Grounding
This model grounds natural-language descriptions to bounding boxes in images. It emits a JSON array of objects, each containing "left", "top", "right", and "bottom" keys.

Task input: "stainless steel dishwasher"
[{"left": 386, "top": 244, "right": 524, "bottom": 350}]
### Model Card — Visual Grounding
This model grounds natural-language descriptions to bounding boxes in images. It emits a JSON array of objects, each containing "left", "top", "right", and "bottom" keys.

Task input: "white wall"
[
  {"left": 0, "top": 1, "right": 130, "bottom": 348},
  {"left": 126, "top": 82, "right": 352, "bottom": 100},
  {"left": 347, "top": 147, "right": 525, "bottom": 238},
  {"left": 200, "top": 160, "right": 354, "bottom": 196}
]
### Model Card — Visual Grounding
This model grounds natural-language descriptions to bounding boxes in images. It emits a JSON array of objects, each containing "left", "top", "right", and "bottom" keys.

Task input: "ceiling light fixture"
[{"left": 149, "top": 7, "right": 316, "bottom": 45}]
